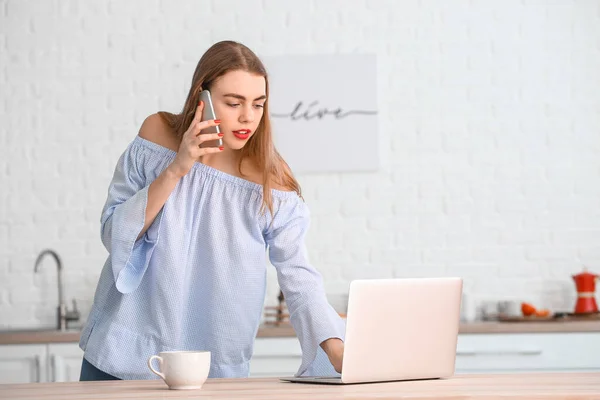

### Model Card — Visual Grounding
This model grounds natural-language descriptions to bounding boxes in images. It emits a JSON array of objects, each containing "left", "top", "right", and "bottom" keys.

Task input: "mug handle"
[{"left": 148, "top": 355, "right": 166, "bottom": 380}]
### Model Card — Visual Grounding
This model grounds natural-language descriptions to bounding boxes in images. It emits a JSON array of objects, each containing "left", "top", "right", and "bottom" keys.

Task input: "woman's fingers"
[
  {"left": 196, "top": 132, "right": 223, "bottom": 145},
  {"left": 192, "top": 100, "right": 205, "bottom": 125},
  {"left": 193, "top": 119, "right": 221, "bottom": 137},
  {"left": 199, "top": 146, "right": 224, "bottom": 155},
  {"left": 184, "top": 118, "right": 220, "bottom": 139}
]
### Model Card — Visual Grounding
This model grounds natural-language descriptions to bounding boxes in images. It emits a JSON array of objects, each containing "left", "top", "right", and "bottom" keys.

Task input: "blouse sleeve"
[
  {"left": 264, "top": 196, "right": 346, "bottom": 377},
  {"left": 100, "top": 140, "right": 167, "bottom": 294}
]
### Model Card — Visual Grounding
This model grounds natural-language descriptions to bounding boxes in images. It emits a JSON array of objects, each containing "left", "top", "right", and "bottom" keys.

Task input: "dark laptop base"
[{"left": 280, "top": 376, "right": 442, "bottom": 385}]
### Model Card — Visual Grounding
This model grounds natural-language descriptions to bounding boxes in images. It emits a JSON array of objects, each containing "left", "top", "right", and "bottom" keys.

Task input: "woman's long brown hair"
[{"left": 158, "top": 41, "right": 301, "bottom": 217}]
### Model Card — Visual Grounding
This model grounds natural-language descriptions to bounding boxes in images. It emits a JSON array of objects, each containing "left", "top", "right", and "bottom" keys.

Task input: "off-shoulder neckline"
[{"left": 132, "top": 136, "right": 300, "bottom": 199}]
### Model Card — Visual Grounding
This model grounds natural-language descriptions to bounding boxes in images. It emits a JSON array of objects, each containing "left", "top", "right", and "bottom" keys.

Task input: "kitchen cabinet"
[
  {"left": 47, "top": 343, "right": 84, "bottom": 382},
  {"left": 0, "top": 343, "right": 82, "bottom": 383},
  {"left": 1, "top": 330, "right": 599, "bottom": 383},
  {"left": 456, "top": 332, "right": 600, "bottom": 373},
  {"left": 250, "top": 337, "right": 301, "bottom": 377},
  {"left": 1, "top": 339, "right": 300, "bottom": 382},
  {"left": 250, "top": 333, "right": 600, "bottom": 377},
  {"left": 0, "top": 344, "right": 47, "bottom": 383}
]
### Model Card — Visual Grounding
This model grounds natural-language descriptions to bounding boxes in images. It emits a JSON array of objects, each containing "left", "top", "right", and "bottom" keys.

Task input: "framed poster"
[{"left": 264, "top": 54, "right": 379, "bottom": 173}]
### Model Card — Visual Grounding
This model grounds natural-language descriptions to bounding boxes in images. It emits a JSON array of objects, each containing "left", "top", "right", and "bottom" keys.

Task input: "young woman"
[{"left": 79, "top": 40, "right": 345, "bottom": 381}]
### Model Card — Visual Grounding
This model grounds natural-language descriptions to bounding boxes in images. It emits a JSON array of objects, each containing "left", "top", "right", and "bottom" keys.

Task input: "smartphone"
[{"left": 198, "top": 90, "right": 223, "bottom": 148}]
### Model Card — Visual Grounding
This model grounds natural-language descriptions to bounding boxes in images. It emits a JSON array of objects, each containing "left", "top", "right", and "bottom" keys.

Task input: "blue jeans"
[{"left": 79, "top": 358, "right": 121, "bottom": 381}]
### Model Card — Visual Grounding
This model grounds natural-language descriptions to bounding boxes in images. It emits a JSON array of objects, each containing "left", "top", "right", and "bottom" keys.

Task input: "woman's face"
[{"left": 209, "top": 70, "right": 267, "bottom": 151}]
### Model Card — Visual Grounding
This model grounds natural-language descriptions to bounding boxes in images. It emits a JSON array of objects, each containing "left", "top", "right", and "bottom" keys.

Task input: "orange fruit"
[
  {"left": 535, "top": 309, "right": 550, "bottom": 318},
  {"left": 521, "top": 302, "right": 536, "bottom": 316}
]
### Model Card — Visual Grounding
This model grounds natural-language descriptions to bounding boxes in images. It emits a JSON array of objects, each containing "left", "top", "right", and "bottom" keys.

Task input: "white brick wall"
[{"left": 1, "top": 0, "right": 599, "bottom": 329}]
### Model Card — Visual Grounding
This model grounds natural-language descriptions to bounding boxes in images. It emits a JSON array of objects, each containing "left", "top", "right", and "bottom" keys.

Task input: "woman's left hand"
[{"left": 320, "top": 338, "right": 344, "bottom": 373}]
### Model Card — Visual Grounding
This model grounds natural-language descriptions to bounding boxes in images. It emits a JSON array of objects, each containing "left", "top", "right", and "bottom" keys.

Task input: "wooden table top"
[{"left": 1, "top": 372, "right": 600, "bottom": 399}]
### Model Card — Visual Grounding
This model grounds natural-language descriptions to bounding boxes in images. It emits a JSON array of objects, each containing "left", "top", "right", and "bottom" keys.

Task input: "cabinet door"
[
  {"left": 250, "top": 338, "right": 302, "bottom": 377},
  {"left": 47, "top": 343, "right": 84, "bottom": 382},
  {"left": 455, "top": 332, "right": 600, "bottom": 374},
  {"left": 0, "top": 344, "right": 47, "bottom": 383}
]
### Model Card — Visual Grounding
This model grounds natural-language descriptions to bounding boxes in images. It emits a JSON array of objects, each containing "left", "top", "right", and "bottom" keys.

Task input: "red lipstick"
[{"left": 233, "top": 129, "right": 251, "bottom": 140}]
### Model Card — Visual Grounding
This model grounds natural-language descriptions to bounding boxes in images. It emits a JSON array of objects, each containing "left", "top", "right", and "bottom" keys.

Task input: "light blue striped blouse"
[{"left": 79, "top": 136, "right": 345, "bottom": 380}]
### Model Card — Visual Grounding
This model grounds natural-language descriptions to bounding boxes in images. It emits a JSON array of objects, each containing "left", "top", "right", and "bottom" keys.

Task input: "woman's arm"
[
  {"left": 266, "top": 199, "right": 346, "bottom": 376},
  {"left": 320, "top": 338, "right": 344, "bottom": 373},
  {"left": 136, "top": 104, "right": 222, "bottom": 240},
  {"left": 136, "top": 164, "right": 181, "bottom": 240}
]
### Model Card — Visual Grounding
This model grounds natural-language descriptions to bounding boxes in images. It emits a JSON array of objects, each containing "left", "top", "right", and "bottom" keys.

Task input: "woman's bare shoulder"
[
  {"left": 138, "top": 113, "right": 179, "bottom": 152},
  {"left": 270, "top": 179, "right": 292, "bottom": 192},
  {"left": 272, "top": 163, "right": 297, "bottom": 192},
  {"left": 239, "top": 159, "right": 289, "bottom": 191}
]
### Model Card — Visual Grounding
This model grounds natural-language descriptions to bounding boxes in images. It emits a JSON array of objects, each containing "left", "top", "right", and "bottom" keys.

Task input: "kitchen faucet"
[{"left": 34, "top": 249, "right": 80, "bottom": 331}]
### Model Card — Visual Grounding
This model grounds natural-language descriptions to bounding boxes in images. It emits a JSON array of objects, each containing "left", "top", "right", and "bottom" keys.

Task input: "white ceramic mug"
[{"left": 147, "top": 351, "right": 211, "bottom": 390}]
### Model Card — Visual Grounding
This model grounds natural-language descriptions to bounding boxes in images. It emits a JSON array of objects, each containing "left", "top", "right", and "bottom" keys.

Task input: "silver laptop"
[{"left": 281, "top": 277, "right": 463, "bottom": 385}]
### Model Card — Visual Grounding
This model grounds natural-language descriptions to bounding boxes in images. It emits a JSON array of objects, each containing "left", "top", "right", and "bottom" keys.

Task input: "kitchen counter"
[
  {"left": 2, "top": 320, "right": 600, "bottom": 345},
  {"left": 1, "top": 373, "right": 600, "bottom": 399},
  {"left": 460, "top": 320, "right": 600, "bottom": 334},
  {"left": 0, "top": 329, "right": 82, "bottom": 345},
  {"left": 261, "top": 320, "right": 600, "bottom": 335},
  {"left": 0, "top": 320, "right": 600, "bottom": 345}
]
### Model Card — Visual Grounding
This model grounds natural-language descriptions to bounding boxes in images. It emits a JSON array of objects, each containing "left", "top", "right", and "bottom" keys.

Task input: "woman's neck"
[
  {"left": 201, "top": 148, "right": 238, "bottom": 170},
  {"left": 200, "top": 149, "right": 261, "bottom": 183}
]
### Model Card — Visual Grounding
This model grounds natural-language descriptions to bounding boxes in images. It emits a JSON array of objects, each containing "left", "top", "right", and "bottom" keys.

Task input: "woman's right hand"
[{"left": 168, "top": 100, "right": 223, "bottom": 178}]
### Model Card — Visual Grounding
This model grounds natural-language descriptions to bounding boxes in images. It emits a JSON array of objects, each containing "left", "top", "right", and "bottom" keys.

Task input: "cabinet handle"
[
  {"left": 34, "top": 356, "right": 40, "bottom": 383},
  {"left": 50, "top": 355, "right": 56, "bottom": 382},
  {"left": 457, "top": 349, "right": 543, "bottom": 356}
]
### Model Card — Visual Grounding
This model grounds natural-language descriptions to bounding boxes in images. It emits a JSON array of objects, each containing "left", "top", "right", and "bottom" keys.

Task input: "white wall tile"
[{"left": 1, "top": 0, "right": 600, "bottom": 328}]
